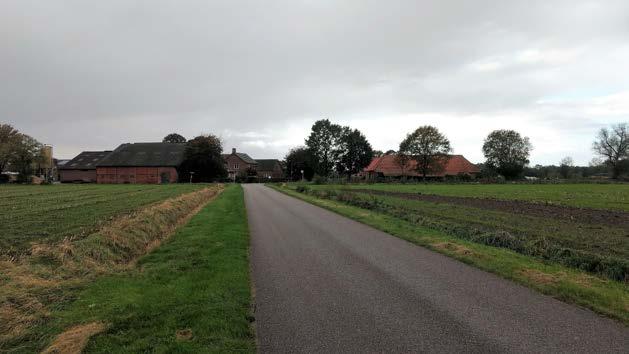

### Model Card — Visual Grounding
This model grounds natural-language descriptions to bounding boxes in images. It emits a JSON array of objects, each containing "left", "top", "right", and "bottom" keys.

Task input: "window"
[{"left": 233, "top": 163, "right": 239, "bottom": 170}]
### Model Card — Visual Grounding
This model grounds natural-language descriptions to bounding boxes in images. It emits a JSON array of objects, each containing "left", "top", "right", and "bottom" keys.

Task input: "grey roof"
[
  {"left": 97, "top": 142, "right": 185, "bottom": 167},
  {"left": 222, "top": 152, "right": 258, "bottom": 165},
  {"left": 256, "top": 159, "right": 282, "bottom": 171},
  {"left": 60, "top": 151, "right": 112, "bottom": 170}
]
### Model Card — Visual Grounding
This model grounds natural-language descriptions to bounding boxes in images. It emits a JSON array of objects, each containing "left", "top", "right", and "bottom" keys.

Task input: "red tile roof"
[{"left": 365, "top": 154, "right": 479, "bottom": 177}]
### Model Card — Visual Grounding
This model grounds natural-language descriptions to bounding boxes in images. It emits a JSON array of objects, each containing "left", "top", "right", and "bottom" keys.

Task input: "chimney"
[{"left": 232, "top": 148, "right": 236, "bottom": 154}]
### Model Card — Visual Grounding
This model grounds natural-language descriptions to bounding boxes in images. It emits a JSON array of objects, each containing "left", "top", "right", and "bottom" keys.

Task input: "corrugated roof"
[
  {"left": 256, "top": 159, "right": 281, "bottom": 171},
  {"left": 364, "top": 154, "right": 480, "bottom": 177},
  {"left": 59, "top": 151, "right": 112, "bottom": 170},
  {"left": 97, "top": 143, "right": 185, "bottom": 167}
]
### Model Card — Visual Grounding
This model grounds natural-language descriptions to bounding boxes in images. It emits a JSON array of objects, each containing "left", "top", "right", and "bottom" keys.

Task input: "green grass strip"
[
  {"left": 38, "top": 184, "right": 255, "bottom": 353},
  {"left": 270, "top": 184, "right": 629, "bottom": 326}
]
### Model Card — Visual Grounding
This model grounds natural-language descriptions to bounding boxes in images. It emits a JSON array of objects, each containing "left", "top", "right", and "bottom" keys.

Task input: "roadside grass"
[
  {"left": 21, "top": 184, "right": 254, "bottom": 353},
  {"left": 305, "top": 183, "right": 629, "bottom": 211},
  {"left": 271, "top": 184, "right": 629, "bottom": 325},
  {"left": 327, "top": 191, "right": 629, "bottom": 281},
  {"left": 1, "top": 186, "right": 222, "bottom": 352},
  {"left": 0, "top": 184, "right": 207, "bottom": 255}
]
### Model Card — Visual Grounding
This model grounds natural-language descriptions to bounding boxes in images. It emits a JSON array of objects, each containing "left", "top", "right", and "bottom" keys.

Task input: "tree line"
[
  {"left": 3, "top": 120, "right": 629, "bottom": 183},
  {"left": 285, "top": 119, "right": 629, "bottom": 181}
]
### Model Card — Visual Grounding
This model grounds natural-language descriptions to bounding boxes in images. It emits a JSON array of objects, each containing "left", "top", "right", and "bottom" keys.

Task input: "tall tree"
[
  {"left": 399, "top": 126, "right": 452, "bottom": 180},
  {"left": 305, "top": 119, "right": 343, "bottom": 177},
  {"left": 482, "top": 129, "right": 532, "bottom": 180},
  {"left": 336, "top": 128, "right": 373, "bottom": 179},
  {"left": 285, "top": 146, "right": 315, "bottom": 181},
  {"left": 0, "top": 123, "right": 20, "bottom": 172},
  {"left": 593, "top": 123, "right": 629, "bottom": 179},
  {"left": 559, "top": 156, "right": 574, "bottom": 179},
  {"left": 179, "top": 134, "right": 227, "bottom": 182},
  {"left": 12, "top": 133, "right": 43, "bottom": 182},
  {"left": 162, "top": 133, "right": 187, "bottom": 143}
]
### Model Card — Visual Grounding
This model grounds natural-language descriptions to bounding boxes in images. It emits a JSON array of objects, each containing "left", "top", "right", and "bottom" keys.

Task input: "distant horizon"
[{"left": 3, "top": 1, "right": 628, "bottom": 166}]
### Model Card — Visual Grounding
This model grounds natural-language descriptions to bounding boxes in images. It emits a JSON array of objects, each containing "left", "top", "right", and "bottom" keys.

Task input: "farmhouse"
[
  {"left": 223, "top": 148, "right": 258, "bottom": 179},
  {"left": 364, "top": 154, "right": 480, "bottom": 179},
  {"left": 256, "top": 159, "right": 284, "bottom": 180},
  {"left": 59, "top": 151, "right": 112, "bottom": 183},
  {"left": 96, "top": 142, "right": 185, "bottom": 184}
]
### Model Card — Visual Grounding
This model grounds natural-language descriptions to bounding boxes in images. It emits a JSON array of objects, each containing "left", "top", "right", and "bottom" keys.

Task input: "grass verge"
[
  {"left": 270, "top": 184, "right": 629, "bottom": 326},
  {"left": 37, "top": 184, "right": 255, "bottom": 353}
]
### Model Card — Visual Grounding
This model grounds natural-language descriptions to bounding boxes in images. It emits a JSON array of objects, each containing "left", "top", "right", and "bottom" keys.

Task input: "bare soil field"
[{"left": 349, "top": 188, "right": 629, "bottom": 228}]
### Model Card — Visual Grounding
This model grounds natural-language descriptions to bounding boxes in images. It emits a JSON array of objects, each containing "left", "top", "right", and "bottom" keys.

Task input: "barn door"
[{"left": 160, "top": 172, "right": 170, "bottom": 184}]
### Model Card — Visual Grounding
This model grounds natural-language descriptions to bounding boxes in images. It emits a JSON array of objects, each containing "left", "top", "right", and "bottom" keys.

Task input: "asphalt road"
[{"left": 244, "top": 184, "right": 629, "bottom": 353}]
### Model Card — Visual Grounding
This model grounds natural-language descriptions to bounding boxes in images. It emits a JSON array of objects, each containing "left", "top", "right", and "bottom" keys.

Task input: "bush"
[
  {"left": 295, "top": 185, "right": 310, "bottom": 193},
  {"left": 0, "top": 174, "right": 9, "bottom": 184},
  {"left": 312, "top": 175, "right": 328, "bottom": 185}
]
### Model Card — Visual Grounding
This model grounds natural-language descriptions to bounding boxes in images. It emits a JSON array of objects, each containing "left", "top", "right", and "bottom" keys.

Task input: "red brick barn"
[
  {"left": 59, "top": 151, "right": 112, "bottom": 183},
  {"left": 364, "top": 154, "right": 480, "bottom": 180},
  {"left": 96, "top": 143, "right": 185, "bottom": 184}
]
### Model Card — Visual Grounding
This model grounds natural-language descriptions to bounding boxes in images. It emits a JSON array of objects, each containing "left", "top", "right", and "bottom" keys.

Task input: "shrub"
[
  {"left": 295, "top": 185, "right": 309, "bottom": 193},
  {"left": 312, "top": 175, "right": 328, "bottom": 185}
]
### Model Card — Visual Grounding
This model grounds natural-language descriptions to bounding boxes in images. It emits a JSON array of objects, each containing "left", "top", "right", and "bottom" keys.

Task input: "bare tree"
[{"left": 593, "top": 123, "right": 629, "bottom": 179}]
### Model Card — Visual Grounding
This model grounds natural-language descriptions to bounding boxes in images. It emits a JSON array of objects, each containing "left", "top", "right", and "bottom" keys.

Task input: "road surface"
[{"left": 244, "top": 184, "right": 629, "bottom": 353}]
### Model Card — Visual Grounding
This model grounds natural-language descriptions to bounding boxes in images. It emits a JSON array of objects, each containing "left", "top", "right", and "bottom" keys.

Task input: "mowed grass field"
[
  {"left": 0, "top": 184, "right": 206, "bottom": 255},
  {"left": 274, "top": 182, "right": 629, "bottom": 323},
  {"left": 26, "top": 185, "right": 255, "bottom": 353},
  {"left": 2, "top": 183, "right": 255, "bottom": 353}
]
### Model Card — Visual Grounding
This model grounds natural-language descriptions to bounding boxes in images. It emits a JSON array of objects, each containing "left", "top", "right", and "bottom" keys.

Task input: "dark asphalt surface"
[{"left": 244, "top": 184, "right": 629, "bottom": 353}]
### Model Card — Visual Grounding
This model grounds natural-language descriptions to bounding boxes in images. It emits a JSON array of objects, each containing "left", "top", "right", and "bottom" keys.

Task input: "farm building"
[
  {"left": 364, "top": 154, "right": 480, "bottom": 179},
  {"left": 256, "top": 159, "right": 284, "bottom": 180},
  {"left": 96, "top": 142, "right": 185, "bottom": 184},
  {"left": 223, "top": 148, "right": 258, "bottom": 179},
  {"left": 59, "top": 151, "right": 112, "bottom": 183}
]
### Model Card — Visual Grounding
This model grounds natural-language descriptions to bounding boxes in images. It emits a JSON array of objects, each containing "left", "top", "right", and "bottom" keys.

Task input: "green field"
[
  {"left": 28, "top": 185, "right": 254, "bottom": 353},
  {"left": 273, "top": 183, "right": 629, "bottom": 323},
  {"left": 0, "top": 184, "right": 206, "bottom": 255},
  {"left": 313, "top": 183, "right": 629, "bottom": 210},
  {"left": 2, "top": 183, "right": 256, "bottom": 353}
]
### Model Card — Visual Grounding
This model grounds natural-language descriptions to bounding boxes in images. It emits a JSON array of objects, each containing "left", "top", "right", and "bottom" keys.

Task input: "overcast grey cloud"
[{"left": 2, "top": 0, "right": 628, "bottom": 164}]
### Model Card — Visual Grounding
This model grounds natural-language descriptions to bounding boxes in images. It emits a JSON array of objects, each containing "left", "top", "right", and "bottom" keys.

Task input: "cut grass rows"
[
  {"left": 1, "top": 185, "right": 221, "bottom": 351},
  {"left": 0, "top": 184, "right": 206, "bottom": 255},
  {"left": 271, "top": 184, "right": 629, "bottom": 325},
  {"left": 7, "top": 185, "right": 255, "bottom": 353}
]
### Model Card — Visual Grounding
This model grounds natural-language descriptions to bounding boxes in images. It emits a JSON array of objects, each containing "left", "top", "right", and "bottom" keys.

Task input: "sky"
[{"left": 1, "top": 1, "right": 628, "bottom": 165}]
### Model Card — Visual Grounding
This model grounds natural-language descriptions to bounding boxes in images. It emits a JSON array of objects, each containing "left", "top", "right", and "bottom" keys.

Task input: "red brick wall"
[
  {"left": 96, "top": 167, "right": 178, "bottom": 184},
  {"left": 224, "top": 155, "right": 254, "bottom": 178},
  {"left": 59, "top": 169, "right": 97, "bottom": 183}
]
